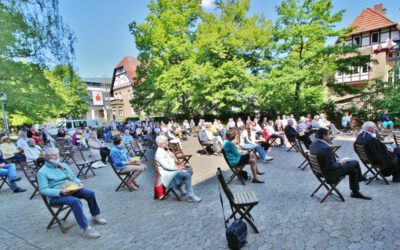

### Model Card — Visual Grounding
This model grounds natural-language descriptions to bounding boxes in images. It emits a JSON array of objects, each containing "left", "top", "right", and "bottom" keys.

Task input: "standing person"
[
  {"left": 109, "top": 136, "right": 146, "bottom": 190},
  {"left": 154, "top": 135, "right": 201, "bottom": 202},
  {"left": 341, "top": 112, "right": 351, "bottom": 132},
  {"left": 37, "top": 148, "right": 107, "bottom": 238},
  {"left": 0, "top": 154, "right": 26, "bottom": 193},
  {"left": 310, "top": 128, "right": 371, "bottom": 200},
  {"left": 223, "top": 130, "right": 265, "bottom": 183}
]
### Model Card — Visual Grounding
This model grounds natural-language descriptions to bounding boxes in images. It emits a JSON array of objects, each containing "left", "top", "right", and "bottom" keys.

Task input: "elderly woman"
[
  {"left": 154, "top": 135, "right": 201, "bottom": 202},
  {"left": 109, "top": 136, "right": 146, "bottom": 190},
  {"left": 87, "top": 131, "right": 109, "bottom": 168},
  {"left": 37, "top": 148, "right": 107, "bottom": 238}
]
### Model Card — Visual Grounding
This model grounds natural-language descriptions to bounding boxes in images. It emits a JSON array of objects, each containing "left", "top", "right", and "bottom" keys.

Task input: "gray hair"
[
  {"left": 43, "top": 148, "right": 59, "bottom": 159},
  {"left": 288, "top": 119, "right": 294, "bottom": 126},
  {"left": 27, "top": 138, "right": 35, "bottom": 143},
  {"left": 156, "top": 135, "right": 168, "bottom": 146},
  {"left": 362, "top": 121, "right": 376, "bottom": 132}
]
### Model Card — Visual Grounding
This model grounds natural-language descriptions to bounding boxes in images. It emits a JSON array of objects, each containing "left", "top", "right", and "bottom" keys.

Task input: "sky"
[{"left": 59, "top": 0, "right": 400, "bottom": 78}]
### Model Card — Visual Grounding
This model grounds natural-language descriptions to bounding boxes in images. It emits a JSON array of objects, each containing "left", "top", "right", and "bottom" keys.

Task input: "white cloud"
[{"left": 201, "top": 0, "right": 216, "bottom": 9}]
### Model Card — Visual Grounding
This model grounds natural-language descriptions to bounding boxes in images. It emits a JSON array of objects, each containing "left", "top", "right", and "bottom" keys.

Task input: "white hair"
[
  {"left": 156, "top": 135, "right": 168, "bottom": 146},
  {"left": 362, "top": 121, "right": 376, "bottom": 132},
  {"left": 43, "top": 148, "right": 59, "bottom": 159}
]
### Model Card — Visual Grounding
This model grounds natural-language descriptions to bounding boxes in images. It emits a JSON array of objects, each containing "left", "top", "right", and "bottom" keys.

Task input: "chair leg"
[
  {"left": 30, "top": 189, "right": 38, "bottom": 200},
  {"left": 236, "top": 206, "right": 259, "bottom": 233}
]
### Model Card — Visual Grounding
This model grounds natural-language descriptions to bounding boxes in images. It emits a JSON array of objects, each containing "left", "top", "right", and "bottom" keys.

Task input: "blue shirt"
[
  {"left": 122, "top": 134, "right": 134, "bottom": 145},
  {"left": 109, "top": 146, "right": 130, "bottom": 171}
]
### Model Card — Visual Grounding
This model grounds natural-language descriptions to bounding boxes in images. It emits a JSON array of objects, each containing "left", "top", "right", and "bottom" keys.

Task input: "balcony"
[{"left": 110, "top": 98, "right": 123, "bottom": 106}]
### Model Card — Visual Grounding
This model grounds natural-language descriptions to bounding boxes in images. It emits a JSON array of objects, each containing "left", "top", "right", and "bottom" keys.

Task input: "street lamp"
[
  {"left": 0, "top": 92, "right": 9, "bottom": 135},
  {"left": 392, "top": 37, "right": 400, "bottom": 90}
]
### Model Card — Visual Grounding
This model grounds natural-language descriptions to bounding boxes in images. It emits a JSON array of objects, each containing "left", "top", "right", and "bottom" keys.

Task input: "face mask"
[
  {"left": 49, "top": 159, "right": 60, "bottom": 165},
  {"left": 371, "top": 133, "right": 377, "bottom": 138}
]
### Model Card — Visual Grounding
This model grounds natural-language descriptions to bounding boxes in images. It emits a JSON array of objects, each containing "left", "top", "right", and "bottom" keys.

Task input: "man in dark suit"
[
  {"left": 355, "top": 121, "right": 400, "bottom": 182},
  {"left": 310, "top": 128, "right": 371, "bottom": 200},
  {"left": 284, "top": 119, "right": 312, "bottom": 149}
]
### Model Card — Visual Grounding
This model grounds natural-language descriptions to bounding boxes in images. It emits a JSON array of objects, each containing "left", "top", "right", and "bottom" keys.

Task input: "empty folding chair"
[{"left": 169, "top": 142, "right": 192, "bottom": 166}]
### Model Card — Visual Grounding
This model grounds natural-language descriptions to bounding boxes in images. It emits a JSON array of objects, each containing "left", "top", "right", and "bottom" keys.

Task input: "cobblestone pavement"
[{"left": 1, "top": 134, "right": 400, "bottom": 250}]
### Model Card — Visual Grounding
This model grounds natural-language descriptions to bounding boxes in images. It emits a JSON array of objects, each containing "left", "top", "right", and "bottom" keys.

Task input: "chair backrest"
[
  {"left": 353, "top": 143, "right": 370, "bottom": 164},
  {"left": 153, "top": 160, "right": 162, "bottom": 176},
  {"left": 21, "top": 160, "right": 39, "bottom": 182},
  {"left": 296, "top": 139, "right": 308, "bottom": 158},
  {"left": 306, "top": 152, "right": 323, "bottom": 175},
  {"left": 283, "top": 128, "right": 295, "bottom": 143},
  {"left": 221, "top": 148, "right": 237, "bottom": 170},
  {"left": 71, "top": 147, "right": 86, "bottom": 164},
  {"left": 170, "top": 142, "right": 184, "bottom": 157},
  {"left": 393, "top": 133, "right": 400, "bottom": 147},
  {"left": 216, "top": 167, "right": 234, "bottom": 201}
]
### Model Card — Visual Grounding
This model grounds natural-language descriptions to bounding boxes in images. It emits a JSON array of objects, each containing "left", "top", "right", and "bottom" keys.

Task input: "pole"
[
  {"left": 395, "top": 48, "right": 399, "bottom": 90},
  {"left": 1, "top": 99, "right": 9, "bottom": 135}
]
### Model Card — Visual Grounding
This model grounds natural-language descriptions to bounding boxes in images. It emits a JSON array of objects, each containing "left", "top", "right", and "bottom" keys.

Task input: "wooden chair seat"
[{"left": 233, "top": 191, "right": 258, "bottom": 206}]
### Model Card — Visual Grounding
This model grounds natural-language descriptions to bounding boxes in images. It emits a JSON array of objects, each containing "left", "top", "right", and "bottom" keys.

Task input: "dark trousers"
[
  {"left": 338, "top": 160, "right": 361, "bottom": 191},
  {"left": 9, "top": 153, "right": 26, "bottom": 164},
  {"left": 100, "top": 147, "right": 110, "bottom": 162},
  {"left": 259, "top": 141, "right": 270, "bottom": 151},
  {"left": 299, "top": 134, "right": 312, "bottom": 149},
  {"left": 49, "top": 188, "right": 100, "bottom": 229}
]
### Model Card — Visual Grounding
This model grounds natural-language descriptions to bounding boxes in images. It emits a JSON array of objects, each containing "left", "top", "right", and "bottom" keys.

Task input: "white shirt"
[
  {"left": 17, "top": 138, "right": 28, "bottom": 149},
  {"left": 24, "top": 145, "right": 42, "bottom": 161}
]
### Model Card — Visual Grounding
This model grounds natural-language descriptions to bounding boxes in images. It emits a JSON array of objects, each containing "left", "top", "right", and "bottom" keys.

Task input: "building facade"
[
  {"left": 335, "top": 4, "right": 400, "bottom": 86},
  {"left": 109, "top": 56, "right": 140, "bottom": 121},
  {"left": 83, "top": 78, "right": 112, "bottom": 120}
]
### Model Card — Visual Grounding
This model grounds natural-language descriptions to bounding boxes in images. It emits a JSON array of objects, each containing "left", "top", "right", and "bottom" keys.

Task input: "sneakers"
[
  {"left": 92, "top": 216, "right": 107, "bottom": 225},
  {"left": 263, "top": 155, "right": 274, "bottom": 162},
  {"left": 187, "top": 195, "right": 202, "bottom": 203},
  {"left": 13, "top": 187, "right": 26, "bottom": 193},
  {"left": 83, "top": 226, "right": 101, "bottom": 239}
]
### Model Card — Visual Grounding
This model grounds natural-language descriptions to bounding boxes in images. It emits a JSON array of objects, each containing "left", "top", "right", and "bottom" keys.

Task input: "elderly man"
[
  {"left": 24, "top": 138, "right": 45, "bottom": 166},
  {"left": 0, "top": 135, "right": 26, "bottom": 163},
  {"left": 109, "top": 136, "right": 146, "bottom": 190},
  {"left": 284, "top": 119, "right": 312, "bottom": 149},
  {"left": 87, "top": 131, "right": 110, "bottom": 164},
  {"left": 37, "top": 148, "right": 107, "bottom": 238},
  {"left": 355, "top": 121, "right": 400, "bottom": 182},
  {"left": 16, "top": 131, "right": 29, "bottom": 149},
  {"left": 154, "top": 135, "right": 201, "bottom": 202},
  {"left": 0, "top": 154, "right": 26, "bottom": 193},
  {"left": 311, "top": 128, "right": 371, "bottom": 199}
]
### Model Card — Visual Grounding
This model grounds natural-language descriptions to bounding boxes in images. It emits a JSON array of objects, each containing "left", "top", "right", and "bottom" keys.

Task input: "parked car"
[{"left": 49, "top": 119, "right": 100, "bottom": 136}]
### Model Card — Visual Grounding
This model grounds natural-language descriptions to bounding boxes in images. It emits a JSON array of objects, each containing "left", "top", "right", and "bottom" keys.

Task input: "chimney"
[{"left": 373, "top": 4, "right": 385, "bottom": 15}]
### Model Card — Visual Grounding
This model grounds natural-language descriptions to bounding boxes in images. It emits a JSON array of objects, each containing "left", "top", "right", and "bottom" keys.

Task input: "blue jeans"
[
  {"left": 241, "top": 143, "right": 266, "bottom": 159},
  {"left": 0, "top": 163, "right": 18, "bottom": 190},
  {"left": 49, "top": 188, "right": 100, "bottom": 229},
  {"left": 174, "top": 168, "right": 194, "bottom": 197}
]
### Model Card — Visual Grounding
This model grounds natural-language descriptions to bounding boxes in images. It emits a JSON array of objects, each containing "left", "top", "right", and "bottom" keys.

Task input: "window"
[
  {"left": 336, "top": 71, "right": 342, "bottom": 77},
  {"left": 371, "top": 32, "right": 379, "bottom": 43},
  {"left": 353, "top": 67, "right": 359, "bottom": 74},
  {"left": 362, "top": 64, "right": 369, "bottom": 73},
  {"left": 353, "top": 36, "right": 361, "bottom": 45},
  {"left": 119, "top": 110, "right": 123, "bottom": 117},
  {"left": 66, "top": 122, "right": 72, "bottom": 129}
]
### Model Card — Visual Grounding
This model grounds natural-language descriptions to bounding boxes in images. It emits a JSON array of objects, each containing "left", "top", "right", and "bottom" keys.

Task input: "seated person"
[
  {"left": 319, "top": 114, "right": 339, "bottom": 135},
  {"left": 27, "top": 126, "right": 43, "bottom": 146},
  {"left": 205, "top": 123, "right": 223, "bottom": 154},
  {"left": 0, "top": 155, "right": 26, "bottom": 193},
  {"left": 311, "top": 115, "right": 321, "bottom": 129},
  {"left": 310, "top": 128, "right": 371, "bottom": 199},
  {"left": 23, "top": 138, "right": 45, "bottom": 166},
  {"left": 198, "top": 125, "right": 214, "bottom": 148},
  {"left": 380, "top": 111, "right": 394, "bottom": 129},
  {"left": 16, "top": 131, "right": 29, "bottom": 150},
  {"left": 239, "top": 125, "right": 272, "bottom": 161},
  {"left": 109, "top": 136, "right": 146, "bottom": 190},
  {"left": 37, "top": 148, "right": 107, "bottom": 238},
  {"left": 154, "top": 135, "right": 201, "bottom": 202},
  {"left": 296, "top": 116, "right": 312, "bottom": 137},
  {"left": 72, "top": 129, "right": 88, "bottom": 148},
  {"left": 0, "top": 135, "right": 26, "bottom": 163},
  {"left": 355, "top": 121, "right": 400, "bottom": 182},
  {"left": 284, "top": 119, "right": 312, "bottom": 149},
  {"left": 265, "top": 121, "right": 285, "bottom": 146},
  {"left": 56, "top": 128, "right": 67, "bottom": 139},
  {"left": 249, "top": 123, "right": 273, "bottom": 159},
  {"left": 122, "top": 129, "right": 143, "bottom": 151},
  {"left": 88, "top": 132, "right": 110, "bottom": 164},
  {"left": 223, "top": 130, "right": 265, "bottom": 183}
]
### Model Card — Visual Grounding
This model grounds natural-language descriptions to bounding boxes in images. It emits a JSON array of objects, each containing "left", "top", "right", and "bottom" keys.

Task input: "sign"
[{"left": 92, "top": 91, "right": 103, "bottom": 105}]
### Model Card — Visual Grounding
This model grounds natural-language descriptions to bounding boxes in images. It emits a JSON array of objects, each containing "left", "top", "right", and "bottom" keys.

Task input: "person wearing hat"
[
  {"left": 0, "top": 135, "right": 26, "bottom": 163},
  {"left": 0, "top": 154, "right": 26, "bottom": 193}
]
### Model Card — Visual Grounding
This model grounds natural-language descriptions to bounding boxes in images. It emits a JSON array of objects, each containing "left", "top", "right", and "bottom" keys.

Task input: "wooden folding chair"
[
  {"left": 126, "top": 141, "right": 148, "bottom": 161},
  {"left": 221, "top": 149, "right": 246, "bottom": 185},
  {"left": 353, "top": 143, "right": 389, "bottom": 185},
  {"left": 268, "top": 136, "right": 280, "bottom": 147},
  {"left": 109, "top": 160, "right": 135, "bottom": 192},
  {"left": 40, "top": 194, "right": 73, "bottom": 233},
  {"left": 197, "top": 133, "right": 213, "bottom": 155},
  {"left": 169, "top": 142, "right": 192, "bottom": 166},
  {"left": 55, "top": 138, "right": 74, "bottom": 163},
  {"left": 283, "top": 131, "right": 300, "bottom": 152},
  {"left": 21, "top": 160, "right": 41, "bottom": 199},
  {"left": 296, "top": 139, "right": 309, "bottom": 171},
  {"left": 393, "top": 132, "right": 400, "bottom": 147},
  {"left": 0, "top": 175, "right": 11, "bottom": 191},
  {"left": 70, "top": 148, "right": 97, "bottom": 179},
  {"left": 217, "top": 167, "right": 259, "bottom": 233},
  {"left": 306, "top": 152, "right": 345, "bottom": 203},
  {"left": 153, "top": 160, "right": 181, "bottom": 201}
]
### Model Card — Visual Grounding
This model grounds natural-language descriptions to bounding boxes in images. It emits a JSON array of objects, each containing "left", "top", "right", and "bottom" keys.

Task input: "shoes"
[
  {"left": 252, "top": 179, "right": 265, "bottom": 184},
  {"left": 263, "top": 156, "right": 274, "bottom": 162},
  {"left": 257, "top": 171, "right": 265, "bottom": 175},
  {"left": 12, "top": 177, "right": 22, "bottom": 182},
  {"left": 128, "top": 183, "right": 138, "bottom": 191},
  {"left": 13, "top": 187, "right": 26, "bottom": 193},
  {"left": 187, "top": 195, "right": 202, "bottom": 203},
  {"left": 83, "top": 226, "right": 101, "bottom": 239},
  {"left": 351, "top": 191, "right": 372, "bottom": 200},
  {"left": 91, "top": 216, "right": 107, "bottom": 225}
]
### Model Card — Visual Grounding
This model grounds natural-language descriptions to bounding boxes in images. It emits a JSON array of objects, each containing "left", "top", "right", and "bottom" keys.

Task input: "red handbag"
[{"left": 154, "top": 174, "right": 165, "bottom": 199}]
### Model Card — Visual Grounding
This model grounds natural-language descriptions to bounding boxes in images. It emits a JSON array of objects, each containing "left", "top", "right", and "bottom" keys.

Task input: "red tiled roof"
[
  {"left": 349, "top": 7, "right": 397, "bottom": 35},
  {"left": 114, "top": 56, "right": 140, "bottom": 82}
]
